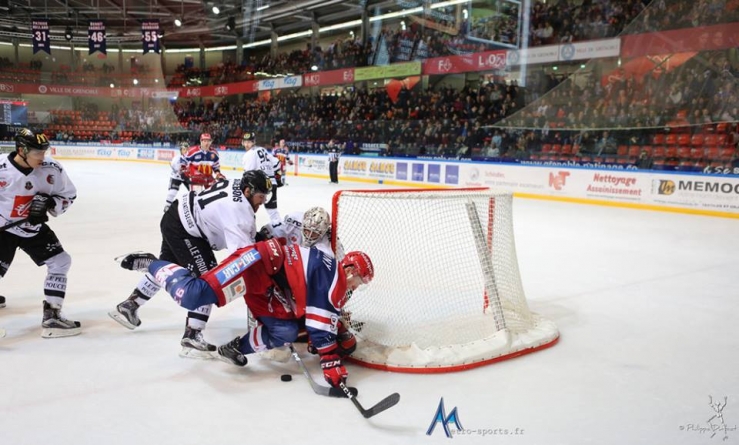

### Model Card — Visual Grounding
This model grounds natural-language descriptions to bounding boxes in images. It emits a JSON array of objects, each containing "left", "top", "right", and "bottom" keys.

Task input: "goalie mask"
[
  {"left": 179, "top": 141, "right": 190, "bottom": 155},
  {"left": 301, "top": 207, "right": 330, "bottom": 247}
]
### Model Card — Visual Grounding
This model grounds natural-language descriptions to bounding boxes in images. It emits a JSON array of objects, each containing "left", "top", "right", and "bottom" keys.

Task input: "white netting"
[{"left": 333, "top": 188, "right": 558, "bottom": 372}]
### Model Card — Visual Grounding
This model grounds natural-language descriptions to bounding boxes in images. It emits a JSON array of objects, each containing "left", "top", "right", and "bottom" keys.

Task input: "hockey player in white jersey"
[
  {"left": 109, "top": 170, "right": 273, "bottom": 358},
  {"left": 242, "top": 132, "right": 282, "bottom": 226},
  {"left": 0, "top": 128, "right": 80, "bottom": 338},
  {"left": 163, "top": 141, "right": 190, "bottom": 212}
]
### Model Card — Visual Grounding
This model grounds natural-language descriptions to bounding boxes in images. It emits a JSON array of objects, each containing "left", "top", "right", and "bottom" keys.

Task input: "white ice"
[{"left": 1, "top": 160, "right": 737, "bottom": 445}]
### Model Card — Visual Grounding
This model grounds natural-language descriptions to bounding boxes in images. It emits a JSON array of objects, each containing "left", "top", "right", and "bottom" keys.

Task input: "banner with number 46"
[{"left": 88, "top": 21, "right": 106, "bottom": 55}]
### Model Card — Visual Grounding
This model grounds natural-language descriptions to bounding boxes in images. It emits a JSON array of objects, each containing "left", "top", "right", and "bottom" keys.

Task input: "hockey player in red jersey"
[
  {"left": 118, "top": 245, "right": 374, "bottom": 388},
  {"left": 184, "top": 133, "right": 225, "bottom": 190},
  {"left": 272, "top": 139, "right": 293, "bottom": 186}
]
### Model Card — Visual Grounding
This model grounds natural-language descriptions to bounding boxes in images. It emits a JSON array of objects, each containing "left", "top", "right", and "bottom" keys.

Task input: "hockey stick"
[
  {"left": 0, "top": 218, "right": 28, "bottom": 233},
  {"left": 288, "top": 344, "right": 357, "bottom": 398},
  {"left": 339, "top": 382, "right": 400, "bottom": 419}
]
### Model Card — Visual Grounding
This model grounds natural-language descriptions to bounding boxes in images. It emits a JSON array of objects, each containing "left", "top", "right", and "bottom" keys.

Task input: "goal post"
[{"left": 331, "top": 187, "right": 559, "bottom": 373}]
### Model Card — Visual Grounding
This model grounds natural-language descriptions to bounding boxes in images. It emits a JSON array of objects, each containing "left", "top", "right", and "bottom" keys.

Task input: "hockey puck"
[{"left": 281, "top": 374, "right": 292, "bottom": 382}]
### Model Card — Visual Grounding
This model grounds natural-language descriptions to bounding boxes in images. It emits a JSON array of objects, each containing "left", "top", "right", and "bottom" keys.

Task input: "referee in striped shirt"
[{"left": 327, "top": 139, "right": 340, "bottom": 184}]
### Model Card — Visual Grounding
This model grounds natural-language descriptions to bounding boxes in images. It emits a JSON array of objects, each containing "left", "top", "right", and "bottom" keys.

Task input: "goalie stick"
[
  {"left": 289, "top": 344, "right": 357, "bottom": 398},
  {"left": 339, "top": 382, "right": 400, "bottom": 419}
]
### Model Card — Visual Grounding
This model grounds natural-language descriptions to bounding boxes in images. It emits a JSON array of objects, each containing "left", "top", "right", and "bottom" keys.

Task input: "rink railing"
[{"left": 2, "top": 143, "right": 736, "bottom": 218}]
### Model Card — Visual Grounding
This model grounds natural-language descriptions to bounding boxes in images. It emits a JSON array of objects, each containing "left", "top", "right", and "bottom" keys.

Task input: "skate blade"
[
  {"left": 0, "top": 328, "right": 6, "bottom": 338},
  {"left": 42, "top": 326, "right": 81, "bottom": 338},
  {"left": 179, "top": 347, "right": 217, "bottom": 360},
  {"left": 0, "top": 302, "right": 6, "bottom": 309},
  {"left": 108, "top": 310, "right": 139, "bottom": 330},
  {"left": 216, "top": 354, "right": 248, "bottom": 367}
]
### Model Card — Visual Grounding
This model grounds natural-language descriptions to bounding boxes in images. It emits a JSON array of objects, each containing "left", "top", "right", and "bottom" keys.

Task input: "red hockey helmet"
[
  {"left": 200, "top": 133, "right": 212, "bottom": 141},
  {"left": 340, "top": 251, "right": 374, "bottom": 284}
]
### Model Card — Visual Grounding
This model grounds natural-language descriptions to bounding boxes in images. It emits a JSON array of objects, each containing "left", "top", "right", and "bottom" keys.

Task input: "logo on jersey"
[
  {"left": 215, "top": 249, "right": 261, "bottom": 285},
  {"left": 25, "top": 181, "right": 33, "bottom": 190},
  {"left": 46, "top": 174, "right": 54, "bottom": 184},
  {"left": 0, "top": 180, "right": 7, "bottom": 189},
  {"left": 223, "top": 277, "right": 247, "bottom": 302},
  {"left": 10, "top": 195, "right": 33, "bottom": 217}
]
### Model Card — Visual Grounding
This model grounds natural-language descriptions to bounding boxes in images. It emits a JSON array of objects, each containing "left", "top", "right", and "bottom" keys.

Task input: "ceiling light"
[
  {"left": 311, "top": 65, "right": 318, "bottom": 71},
  {"left": 225, "top": 16, "right": 236, "bottom": 31},
  {"left": 133, "top": 79, "right": 139, "bottom": 85},
  {"left": 174, "top": 18, "right": 182, "bottom": 27},
  {"left": 110, "top": 83, "right": 115, "bottom": 88},
  {"left": 64, "top": 26, "right": 73, "bottom": 41},
  {"left": 212, "top": 6, "right": 220, "bottom": 14}
]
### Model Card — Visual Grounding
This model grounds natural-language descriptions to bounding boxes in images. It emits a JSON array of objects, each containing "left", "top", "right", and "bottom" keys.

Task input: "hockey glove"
[
  {"left": 28, "top": 193, "right": 53, "bottom": 225},
  {"left": 320, "top": 353, "right": 348, "bottom": 388},
  {"left": 336, "top": 321, "right": 357, "bottom": 357}
]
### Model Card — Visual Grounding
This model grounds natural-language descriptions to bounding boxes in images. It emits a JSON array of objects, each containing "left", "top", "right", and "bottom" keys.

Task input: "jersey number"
[{"left": 197, "top": 179, "right": 228, "bottom": 209}]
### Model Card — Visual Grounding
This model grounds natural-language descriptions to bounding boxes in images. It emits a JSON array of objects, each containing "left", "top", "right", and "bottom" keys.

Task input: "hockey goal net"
[{"left": 331, "top": 187, "right": 559, "bottom": 373}]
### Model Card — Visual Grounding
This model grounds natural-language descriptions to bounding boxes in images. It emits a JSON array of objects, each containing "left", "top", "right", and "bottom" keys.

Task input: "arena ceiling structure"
[{"left": 0, "top": 0, "right": 410, "bottom": 48}]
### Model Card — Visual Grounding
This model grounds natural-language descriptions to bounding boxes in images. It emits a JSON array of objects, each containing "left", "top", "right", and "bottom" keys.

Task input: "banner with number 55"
[
  {"left": 141, "top": 20, "right": 160, "bottom": 54},
  {"left": 88, "top": 20, "right": 106, "bottom": 55}
]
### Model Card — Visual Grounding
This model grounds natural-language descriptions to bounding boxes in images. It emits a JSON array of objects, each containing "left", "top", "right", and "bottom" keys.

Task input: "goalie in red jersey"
[{"left": 118, "top": 245, "right": 374, "bottom": 388}]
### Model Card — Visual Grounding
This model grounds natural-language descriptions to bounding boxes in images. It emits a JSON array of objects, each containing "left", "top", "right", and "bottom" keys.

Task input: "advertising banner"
[
  {"left": 355, "top": 62, "right": 421, "bottom": 81},
  {"left": 621, "top": 23, "right": 739, "bottom": 58},
  {"left": 257, "top": 76, "right": 303, "bottom": 91},
  {"left": 422, "top": 50, "right": 507, "bottom": 75},
  {"left": 303, "top": 68, "right": 355, "bottom": 87},
  {"left": 10, "top": 146, "right": 738, "bottom": 216}
]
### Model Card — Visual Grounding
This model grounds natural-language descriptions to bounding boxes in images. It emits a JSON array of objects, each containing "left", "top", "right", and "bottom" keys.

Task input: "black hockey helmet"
[
  {"left": 242, "top": 132, "right": 256, "bottom": 142},
  {"left": 16, "top": 128, "right": 50, "bottom": 155},
  {"left": 241, "top": 169, "right": 272, "bottom": 196}
]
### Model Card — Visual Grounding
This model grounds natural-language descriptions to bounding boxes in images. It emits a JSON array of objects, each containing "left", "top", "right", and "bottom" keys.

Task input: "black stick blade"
[{"left": 362, "top": 392, "right": 401, "bottom": 418}]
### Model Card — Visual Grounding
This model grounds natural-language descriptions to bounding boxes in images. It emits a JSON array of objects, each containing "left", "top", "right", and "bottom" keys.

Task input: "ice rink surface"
[{"left": 1, "top": 160, "right": 737, "bottom": 445}]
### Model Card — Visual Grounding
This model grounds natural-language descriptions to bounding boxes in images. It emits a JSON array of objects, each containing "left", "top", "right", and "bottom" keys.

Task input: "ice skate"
[
  {"left": 42, "top": 301, "right": 81, "bottom": 338},
  {"left": 108, "top": 297, "right": 141, "bottom": 330},
  {"left": 180, "top": 327, "right": 217, "bottom": 359},
  {"left": 0, "top": 295, "right": 6, "bottom": 309},
  {"left": 116, "top": 252, "right": 157, "bottom": 272},
  {"left": 217, "top": 337, "right": 248, "bottom": 367}
]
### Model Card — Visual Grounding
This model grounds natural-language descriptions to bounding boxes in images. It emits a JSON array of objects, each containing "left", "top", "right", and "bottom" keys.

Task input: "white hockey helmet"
[{"left": 301, "top": 207, "right": 331, "bottom": 247}]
